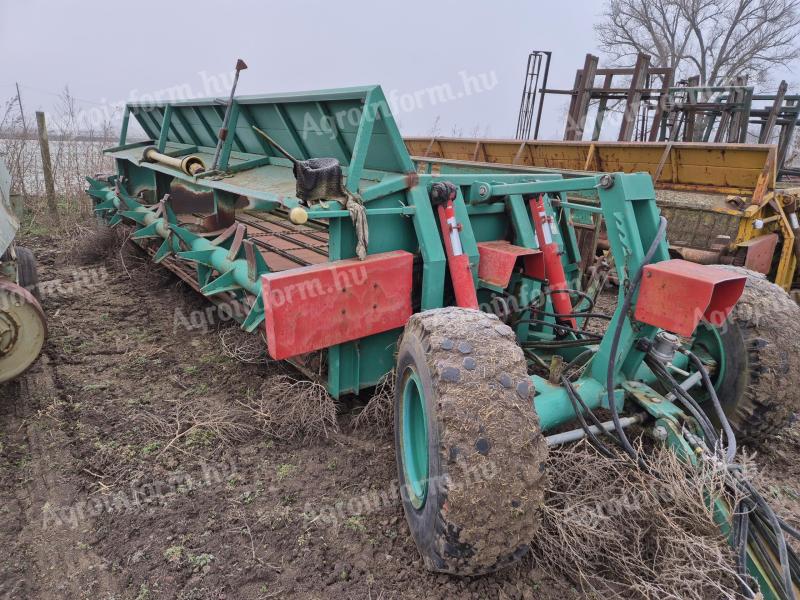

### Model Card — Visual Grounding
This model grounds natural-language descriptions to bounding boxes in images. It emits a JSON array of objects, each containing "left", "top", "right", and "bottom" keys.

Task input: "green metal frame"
[{"left": 87, "top": 84, "right": 792, "bottom": 598}]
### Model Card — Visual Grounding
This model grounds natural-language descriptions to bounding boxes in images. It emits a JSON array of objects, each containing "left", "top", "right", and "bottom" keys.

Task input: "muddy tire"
[
  {"left": 693, "top": 266, "right": 800, "bottom": 443},
  {"left": 15, "top": 246, "right": 41, "bottom": 302},
  {"left": 394, "top": 307, "right": 547, "bottom": 575}
]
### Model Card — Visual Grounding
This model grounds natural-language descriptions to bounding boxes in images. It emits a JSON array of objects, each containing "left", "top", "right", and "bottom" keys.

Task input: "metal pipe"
[
  {"left": 545, "top": 413, "right": 645, "bottom": 446},
  {"left": 142, "top": 147, "right": 205, "bottom": 176},
  {"left": 664, "top": 369, "right": 702, "bottom": 402},
  {"left": 212, "top": 59, "right": 248, "bottom": 171},
  {"left": 532, "top": 51, "right": 551, "bottom": 140}
]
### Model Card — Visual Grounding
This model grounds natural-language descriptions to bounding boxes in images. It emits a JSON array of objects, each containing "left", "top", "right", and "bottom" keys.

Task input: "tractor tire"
[
  {"left": 693, "top": 266, "right": 800, "bottom": 444},
  {"left": 15, "top": 246, "right": 41, "bottom": 302},
  {"left": 394, "top": 307, "right": 547, "bottom": 576}
]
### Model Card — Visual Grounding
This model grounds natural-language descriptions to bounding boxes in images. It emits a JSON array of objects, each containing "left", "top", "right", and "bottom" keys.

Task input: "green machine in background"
[
  {"left": 0, "top": 159, "right": 46, "bottom": 384},
  {"left": 87, "top": 80, "right": 800, "bottom": 598}
]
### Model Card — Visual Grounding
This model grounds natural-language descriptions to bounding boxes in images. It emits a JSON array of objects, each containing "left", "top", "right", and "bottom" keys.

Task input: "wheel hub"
[
  {"left": 401, "top": 368, "right": 429, "bottom": 510},
  {"left": 0, "top": 281, "right": 47, "bottom": 383},
  {"left": 0, "top": 308, "right": 20, "bottom": 357}
]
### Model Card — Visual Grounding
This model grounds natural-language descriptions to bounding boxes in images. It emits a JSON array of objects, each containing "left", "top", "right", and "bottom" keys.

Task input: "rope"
[{"left": 341, "top": 189, "right": 368, "bottom": 260}]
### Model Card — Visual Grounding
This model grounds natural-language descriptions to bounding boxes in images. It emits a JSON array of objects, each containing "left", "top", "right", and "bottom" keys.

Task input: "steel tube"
[
  {"left": 545, "top": 413, "right": 645, "bottom": 446},
  {"left": 143, "top": 147, "right": 205, "bottom": 176}
]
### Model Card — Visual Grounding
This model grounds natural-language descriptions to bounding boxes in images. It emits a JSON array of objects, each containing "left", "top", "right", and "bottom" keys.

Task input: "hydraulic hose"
[{"left": 605, "top": 216, "right": 668, "bottom": 461}]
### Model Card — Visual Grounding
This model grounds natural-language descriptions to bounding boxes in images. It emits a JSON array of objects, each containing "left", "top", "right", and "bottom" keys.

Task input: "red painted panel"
[
  {"left": 477, "top": 241, "right": 544, "bottom": 287},
  {"left": 634, "top": 259, "right": 746, "bottom": 336},
  {"left": 262, "top": 251, "right": 414, "bottom": 359},
  {"left": 742, "top": 233, "right": 779, "bottom": 274}
]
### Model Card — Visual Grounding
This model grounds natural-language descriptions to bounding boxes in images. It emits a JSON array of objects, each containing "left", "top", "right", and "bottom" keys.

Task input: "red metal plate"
[
  {"left": 262, "top": 251, "right": 414, "bottom": 359},
  {"left": 477, "top": 241, "right": 544, "bottom": 287},
  {"left": 634, "top": 259, "right": 746, "bottom": 336},
  {"left": 741, "top": 233, "right": 779, "bottom": 274}
]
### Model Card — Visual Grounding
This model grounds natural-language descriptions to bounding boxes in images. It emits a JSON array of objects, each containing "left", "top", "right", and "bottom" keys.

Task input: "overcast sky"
[{"left": 1, "top": 0, "right": 797, "bottom": 140}]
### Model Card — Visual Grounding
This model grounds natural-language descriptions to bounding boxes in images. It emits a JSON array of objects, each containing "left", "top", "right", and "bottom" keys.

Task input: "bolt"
[
  {"left": 652, "top": 426, "right": 668, "bottom": 441},
  {"left": 598, "top": 174, "right": 615, "bottom": 189}
]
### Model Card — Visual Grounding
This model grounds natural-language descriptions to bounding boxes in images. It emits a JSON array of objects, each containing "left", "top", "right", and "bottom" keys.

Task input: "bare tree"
[{"left": 597, "top": 0, "right": 800, "bottom": 86}]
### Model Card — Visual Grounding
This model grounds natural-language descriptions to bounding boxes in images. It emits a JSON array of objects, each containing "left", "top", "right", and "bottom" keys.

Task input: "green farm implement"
[
  {"left": 87, "top": 78, "right": 800, "bottom": 598},
  {"left": 0, "top": 159, "right": 46, "bottom": 383}
]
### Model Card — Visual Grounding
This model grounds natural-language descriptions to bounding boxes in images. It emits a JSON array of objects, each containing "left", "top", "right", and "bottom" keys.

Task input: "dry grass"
[
  {"left": 239, "top": 374, "right": 339, "bottom": 440},
  {"left": 1, "top": 88, "right": 116, "bottom": 235},
  {"left": 68, "top": 224, "right": 176, "bottom": 290},
  {"left": 530, "top": 440, "right": 742, "bottom": 600},
  {"left": 139, "top": 397, "right": 254, "bottom": 458},
  {"left": 69, "top": 223, "right": 132, "bottom": 265},
  {"left": 351, "top": 369, "right": 395, "bottom": 435},
  {"left": 219, "top": 326, "right": 270, "bottom": 365}
]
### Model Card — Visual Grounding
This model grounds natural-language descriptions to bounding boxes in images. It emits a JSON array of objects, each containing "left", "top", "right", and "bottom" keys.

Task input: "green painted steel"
[
  {"left": 123, "top": 86, "right": 415, "bottom": 174},
  {"left": 0, "top": 159, "right": 18, "bottom": 257},
  {"left": 401, "top": 370, "right": 429, "bottom": 510},
  {"left": 86, "top": 83, "right": 793, "bottom": 596}
]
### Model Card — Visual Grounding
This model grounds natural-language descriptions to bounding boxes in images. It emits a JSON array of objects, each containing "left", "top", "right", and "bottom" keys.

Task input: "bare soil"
[
  {"left": 0, "top": 233, "right": 578, "bottom": 600},
  {"left": 1, "top": 232, "right": 798, "bottom": 599}
]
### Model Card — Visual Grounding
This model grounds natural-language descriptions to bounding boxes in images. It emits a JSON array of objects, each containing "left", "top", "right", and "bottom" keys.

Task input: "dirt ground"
[{"left": 1, "top": 231, "right": 798, "bottom": 600}]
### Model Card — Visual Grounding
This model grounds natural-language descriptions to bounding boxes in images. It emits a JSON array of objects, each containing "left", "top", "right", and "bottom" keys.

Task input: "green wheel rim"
[
  {"left": 401, "top": 369, "right": 429, "bottom": 510},
  {"left": 691, "top": 321, "right": 727, "bottom": 392}
]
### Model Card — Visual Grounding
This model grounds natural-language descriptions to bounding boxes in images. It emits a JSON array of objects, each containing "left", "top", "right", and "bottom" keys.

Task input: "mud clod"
[
  {"left": 498, "top": 373, "right": 513, "bottom": 389},
  {"left": 441, "top": 366, "right": 461, "bottom": 383}
]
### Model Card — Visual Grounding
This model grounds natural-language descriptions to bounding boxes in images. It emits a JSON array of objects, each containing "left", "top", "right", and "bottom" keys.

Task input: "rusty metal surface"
[
  {"left": 236, "top": 212, "right": 329, "bottom": 272},
  {"left": 407, "top": 138, "right": 776, "bottom": 194},
  {"left": 671, "top": 246, "right": 725, "bottom": 264},
  {"left": 659, "top": 204, "right": 741, "bottom": 251}
]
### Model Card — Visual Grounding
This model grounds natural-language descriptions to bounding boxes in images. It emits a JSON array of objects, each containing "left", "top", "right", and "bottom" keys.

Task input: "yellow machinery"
[{"left": 407, "top": 137, "right": 800, "bottom": 293}]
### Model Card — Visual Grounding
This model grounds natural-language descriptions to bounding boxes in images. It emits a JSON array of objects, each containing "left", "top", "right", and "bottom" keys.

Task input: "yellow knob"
[{"left": 289, "top": 206, "right": 308, "bottom": 225}]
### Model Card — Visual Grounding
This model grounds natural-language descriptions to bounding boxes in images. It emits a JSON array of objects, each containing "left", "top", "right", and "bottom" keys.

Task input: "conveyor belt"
[{"left": 235, "top": 211, "right": 329, "bottom": 272}]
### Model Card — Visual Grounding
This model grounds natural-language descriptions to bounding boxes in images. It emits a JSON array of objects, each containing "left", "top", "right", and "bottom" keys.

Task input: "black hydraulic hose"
[
  {"left": 733, "top": 503, "right": 756, "bottom": 599},
  {"left": 530, "top": 309, "right": 612, "bottom": 321},
  {"left": 515, "top": 318, "right": 604, "bottom": 340},
  {"left": 646, "top": 357, "right": 719, "bottom": 445},
  {"left": 548, "top": 287, "right": 596, "bottom": 313},
  {"left": 562, "top": 375, "right": 615, "bottom": 458},
  {"left": 747, "top": 514, "right": 787, "bottom": 597},
  {"left": 780, "top": 518, "right": 800, "bottom": 541},
  {"left": 605, "top": 216, "right": 668, "bottom": 461},
  {"left": 751, "top": 511, "right": 799, "bottom": 599},
  {"left": 677, "top": 348, "right": 796, "bottom": 597},
  {"left": 682, "top": 348, "right": 737, "bottom": 463},
  {"left": 563, "top": 348, "right": 598, "bottom": 380},
  {"left": 522, "top": 338, "right": 605, "bottom": 349},
  {"left": 606, "top": 255, "right": 798, "bottom": 599},
  {"left": 571, "top": 380, "right": 620, "bottom": 444},
  {"left": 739, "top": 476, "right": 796, "bottom": 599}
]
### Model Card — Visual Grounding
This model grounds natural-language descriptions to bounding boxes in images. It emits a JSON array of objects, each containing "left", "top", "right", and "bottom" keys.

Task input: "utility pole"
[
  {"left": 15, "top": 83, "right": 27, "bottom": 133},
  {"left": 35, "top": 111, "right": 60, "bottom": 225}
]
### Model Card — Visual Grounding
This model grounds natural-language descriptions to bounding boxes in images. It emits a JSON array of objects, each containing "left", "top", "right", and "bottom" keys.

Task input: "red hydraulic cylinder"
[
  {"left": 437, "top": 199, "right": 479, "bottom": 310},
  {"left": 528, "top": 195, "right": 576, "bottom": 328}
]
